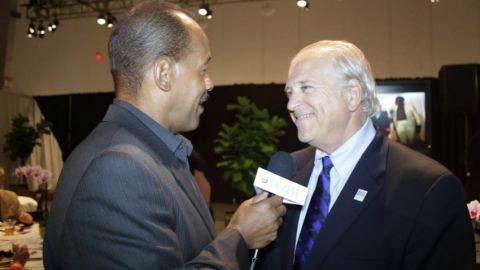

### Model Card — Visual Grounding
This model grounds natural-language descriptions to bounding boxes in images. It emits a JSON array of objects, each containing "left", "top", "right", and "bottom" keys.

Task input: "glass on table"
[{"left": 3, "top": 218, "right": 16, "bottom": 236}]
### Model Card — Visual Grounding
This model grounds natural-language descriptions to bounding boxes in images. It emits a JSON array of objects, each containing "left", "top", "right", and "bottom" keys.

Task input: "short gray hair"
[
  {"left": 299, "top": 40, "right": 376, "bottom": 116},
  {"left": 109, "top": 0, "right": 193, "bottom": 95}
]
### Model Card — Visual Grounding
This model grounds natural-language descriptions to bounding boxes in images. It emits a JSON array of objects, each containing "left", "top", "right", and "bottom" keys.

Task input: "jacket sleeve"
[{"left": 403, "top": 174, "right": 476, "bottom": 270}]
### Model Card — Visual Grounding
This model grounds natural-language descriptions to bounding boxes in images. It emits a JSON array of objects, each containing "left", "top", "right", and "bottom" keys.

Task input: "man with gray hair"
[
  {"left": 259, "top": 40, "right": 475, "bottom": 270},
  {"left": 44, "top": 1, "right": 286, "bottom": 269}
]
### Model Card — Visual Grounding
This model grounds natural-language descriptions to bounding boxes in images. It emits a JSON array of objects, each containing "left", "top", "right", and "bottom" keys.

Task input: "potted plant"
[
  {"left": 3, "top": 114, "right": 52, "bottom": 186},
  {"left": 214, "top": 96, "right": 288, "bottom": 197}
]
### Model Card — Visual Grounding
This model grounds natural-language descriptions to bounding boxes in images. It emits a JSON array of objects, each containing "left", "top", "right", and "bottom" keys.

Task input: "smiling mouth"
[{"left": 294, "top": 112, "right": 315, "bottom": 120}]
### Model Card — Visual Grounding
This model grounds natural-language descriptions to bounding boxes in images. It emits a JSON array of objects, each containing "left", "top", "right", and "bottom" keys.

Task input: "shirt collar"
[
  {"left": 114, "top": 99, "right": 193, "bottom": 164},
  {"left": 314, "top": 118, "right": 376, "bottom": 179}
]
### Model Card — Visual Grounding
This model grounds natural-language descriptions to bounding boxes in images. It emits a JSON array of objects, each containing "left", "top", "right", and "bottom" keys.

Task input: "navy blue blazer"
[{"left": 258, "top": 133, "right": 475, "bottom": 270}]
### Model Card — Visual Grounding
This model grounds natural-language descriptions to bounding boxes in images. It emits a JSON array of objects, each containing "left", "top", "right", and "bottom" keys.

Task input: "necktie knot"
[{"left": 321, "top": 156, "right": 333, "bottom": 173}]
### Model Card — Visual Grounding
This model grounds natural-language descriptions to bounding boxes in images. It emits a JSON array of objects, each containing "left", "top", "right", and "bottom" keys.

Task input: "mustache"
[{"left": 200, "top": 92, "right": 210, "bottom": 104}]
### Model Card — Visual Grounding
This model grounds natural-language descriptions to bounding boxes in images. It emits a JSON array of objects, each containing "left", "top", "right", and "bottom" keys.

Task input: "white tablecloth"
[{"left": 0, "top": 223, "right": 44, "bottom": 269}]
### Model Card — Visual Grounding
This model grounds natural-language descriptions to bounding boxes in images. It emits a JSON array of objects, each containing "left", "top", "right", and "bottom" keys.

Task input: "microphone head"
[{"left": 266, "top": 151, "right": 294, "bottom": 179}]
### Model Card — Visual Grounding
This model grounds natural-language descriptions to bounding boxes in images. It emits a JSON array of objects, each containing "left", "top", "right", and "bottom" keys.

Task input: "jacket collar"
[{"left": 103, "top": 103, "right": 216, "bottom": 238}]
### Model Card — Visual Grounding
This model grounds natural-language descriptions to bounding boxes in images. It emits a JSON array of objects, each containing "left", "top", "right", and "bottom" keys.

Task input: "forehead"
[
  {"left": 185, "top": 25, "right": 210, "bottom": 60},
  {"left": 288, "top": 54, "right": 332, "bottom": 81},
  {"left": 172, "top": 11, "right": 210, "bottom": 57}
]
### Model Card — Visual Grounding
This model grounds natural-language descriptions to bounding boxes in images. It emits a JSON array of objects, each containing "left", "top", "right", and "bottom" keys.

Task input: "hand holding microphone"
[
  {"left": 227, "top": 193, "right": 285, "bottom": 249},
  {"left": 226, "top": 151, "right": 294, "bottom": 249}
]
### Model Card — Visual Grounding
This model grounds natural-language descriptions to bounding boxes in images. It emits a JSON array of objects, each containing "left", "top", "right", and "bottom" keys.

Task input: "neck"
[{"left": 117, "top": 89, "right": 170, "bottom": 130}]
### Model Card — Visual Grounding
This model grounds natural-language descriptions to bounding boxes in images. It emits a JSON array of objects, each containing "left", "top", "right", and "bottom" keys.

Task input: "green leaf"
[
  {"left": 3, "top": 114, "right": 53, "bottom": 163},
  {"left": 213, "top": 96, "right": 288, "bottom": 196}
]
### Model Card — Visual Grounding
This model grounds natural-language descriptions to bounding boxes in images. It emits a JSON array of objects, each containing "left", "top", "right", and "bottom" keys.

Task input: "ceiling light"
[
  {"left": 52, "top": 18, "right": 58, "bottom": 31},
  {"left": 106, "top": 13, "right": 116, "bottom": 28},
  {"left": 297, "top": 0, "right": 308, "bottom": 8},
  {"left": 206, "top": 9, "right": 213, "bottom": 19},
  {"left": 198, "top": 4, "right": 208, "bottom": 16},
  {"left": 97, "top": 13, "right": 106, "bottom": 25},
  {"left": 28, "top": 22, "right": 35, "bottom": 34},
  {"left": 107, "top": 20, "right": 114, "bottom": 28},
  {"left": 38, "top": 24, "right": 45, "bottom": 38}
]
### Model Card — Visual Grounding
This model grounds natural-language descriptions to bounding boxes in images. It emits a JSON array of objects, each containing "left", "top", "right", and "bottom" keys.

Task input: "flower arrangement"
[
  {"left": 13, "top": 165, "right": 52, "bottom": 212},
  {"left": 14, "top": 165, "right": 52, "bottom": 185}
]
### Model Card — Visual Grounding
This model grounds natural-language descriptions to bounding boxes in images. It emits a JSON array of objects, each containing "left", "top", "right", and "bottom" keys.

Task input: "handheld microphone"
[
  {"left": 266, "top": 151, "right": 295, "bottom": 181},
  {"left": 250, "top": 151, "right": 294, "bottom": 270}
]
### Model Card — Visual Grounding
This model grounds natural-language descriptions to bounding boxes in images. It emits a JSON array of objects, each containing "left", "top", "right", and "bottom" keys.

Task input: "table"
[{"left": 0, "top": 223, "right": 44, "bottom": 270}]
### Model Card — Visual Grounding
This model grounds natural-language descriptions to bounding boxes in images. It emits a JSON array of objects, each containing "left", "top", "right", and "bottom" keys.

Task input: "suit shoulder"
[
  {"left": 291, "top": 146, "right": 315, "bottom": 163},
  {"left": 387, "top": 141, "right": 452, "bottom": 178}
]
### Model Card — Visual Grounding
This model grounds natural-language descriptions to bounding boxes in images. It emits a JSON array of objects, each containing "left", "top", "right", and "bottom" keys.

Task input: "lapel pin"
[{"left": 354, "top": 189, "right": 368, "bottom": 202}]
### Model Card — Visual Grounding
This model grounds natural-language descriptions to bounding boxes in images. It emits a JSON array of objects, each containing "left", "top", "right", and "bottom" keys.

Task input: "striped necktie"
[{"left": 293, "top": 156, "right": 333, "bottom": 269}]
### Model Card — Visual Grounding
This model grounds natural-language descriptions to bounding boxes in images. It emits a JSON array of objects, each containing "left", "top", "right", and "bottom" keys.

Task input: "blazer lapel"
[
  {"left": 168, "top": 159, "right": 216, "bottom": 237},
  {"left": 304, "top": 133, "right": 388, "bottom": 270},
  {"left": 103, "top": 104, "right": 216, "bottom": 238}
]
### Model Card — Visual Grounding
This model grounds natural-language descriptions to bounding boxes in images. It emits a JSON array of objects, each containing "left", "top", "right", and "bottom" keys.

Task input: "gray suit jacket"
[{"left": 44, "top": 103, "right": 248, "bottom": 269}]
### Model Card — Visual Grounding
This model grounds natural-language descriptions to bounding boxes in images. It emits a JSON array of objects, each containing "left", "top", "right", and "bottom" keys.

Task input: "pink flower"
[
  {"left": 13, "top": 165, "right": 52, "bottom": 184},
  {"left": 21, "top": 165, "right": 34, "bottom": 177},
  {"left": 31, "top": 165, "right": 42, "bottom": 177},
  {"left": 36, "top": 169, "right": 52, "bottom": 184},
  {"left": 467, "top": 200, "right": 480, "bottom": 220},
  {"left": 13, "top": 167, "right": 23, "bottom": 178}
]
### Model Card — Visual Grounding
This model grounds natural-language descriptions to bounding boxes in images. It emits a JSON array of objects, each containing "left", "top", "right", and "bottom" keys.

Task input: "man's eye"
[{"left": 301, "top": 85, "right": 312, "bottom": 92}]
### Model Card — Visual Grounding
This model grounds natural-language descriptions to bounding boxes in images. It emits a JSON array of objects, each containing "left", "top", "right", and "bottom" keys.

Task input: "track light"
[
  {"left": 106, "top": 14, "right": 116, "bottom": 28},
  {"left": 38, "top": 23, "right": 45, "bottom": 38},
  {"left": 206, "top": 9, "right": 213, "bottom": 19},
  {"left": 26, "top": 22, "right": 37, "bottom": 38},
  {"left": 28, "top": 22, "right": 35, "bottom": 34},
  {"left": 198, "top": 3, "right": 213, "bottom": 19},
  {"left": 296, "top": 0, "right": 308, "bottom": 8},
  {"left": 97, "top": 13, "right": 106, "bottom": 25},
  {"left": 52, "top": 18, "right": 58, "bottom": 31},
  {"left": 198, "top": 4, "right": 208, "bottom": 16}
]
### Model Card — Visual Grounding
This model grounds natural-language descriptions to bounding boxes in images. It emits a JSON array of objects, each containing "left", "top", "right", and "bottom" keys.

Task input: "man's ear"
[
  {"left": 345, "top": 79, "right": 363, "bottom": 111},
  {"left": 153, "top": 57, "right": 173, "bottom": 92}
]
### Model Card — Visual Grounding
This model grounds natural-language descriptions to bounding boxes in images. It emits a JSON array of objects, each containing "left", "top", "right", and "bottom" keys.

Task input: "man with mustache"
[{"left": 43, "top": 1, "right": 286, "bottom": 269}]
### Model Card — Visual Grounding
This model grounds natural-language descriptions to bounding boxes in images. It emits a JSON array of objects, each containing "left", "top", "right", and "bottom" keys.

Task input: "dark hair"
[
  {"left": 395, "top": 96, "right": 405, "bottom": 105},
  {"left": 108, "top": 0, "right": 193, "bottom": 96}
]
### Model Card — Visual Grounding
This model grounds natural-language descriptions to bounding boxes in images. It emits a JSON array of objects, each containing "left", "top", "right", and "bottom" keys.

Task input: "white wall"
[{"left": 3, "top": 0, "right": 480, "bottom": 96}]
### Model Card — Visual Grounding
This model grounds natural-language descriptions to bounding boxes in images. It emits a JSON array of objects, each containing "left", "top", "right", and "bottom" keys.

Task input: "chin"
[
  {"left": 297, "top": 126, "right": 311, "bottom": 140},
  {"left": 297, "top": 133, "right": 311, "bottom": 144},
  {"left": 188, "top": 118, "right": 201, "bottom": 132}
]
